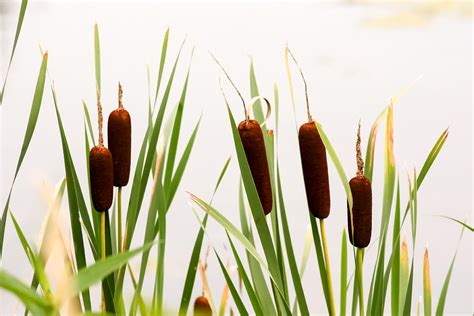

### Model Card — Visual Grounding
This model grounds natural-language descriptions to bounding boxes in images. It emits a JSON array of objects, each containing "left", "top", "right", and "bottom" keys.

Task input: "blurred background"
[{"left": 1, "top": 0, "right": 472, "bottom": 314}]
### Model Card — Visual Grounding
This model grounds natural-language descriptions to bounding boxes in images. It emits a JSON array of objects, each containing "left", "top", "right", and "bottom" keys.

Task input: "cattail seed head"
[
  {"left": 194, "top": 296, "right": 212, "bottom": 316},
  {"left": 298, "top": 121, "right": 331, "bottom": 219},
  {"left": 238, "top": 119, "right": 273, "bottom": 215},
  {"left": 347, "top": 175, "right": 372, "bottom": 248},
  {"left": 108, "top": 83, "right": 131, "bottom": 187},
  {"left": 89, "top": 145, "right": 114, "bottom": 212},
  {"left": 347, "top": 122, "right": 372, "bottom": 248}
]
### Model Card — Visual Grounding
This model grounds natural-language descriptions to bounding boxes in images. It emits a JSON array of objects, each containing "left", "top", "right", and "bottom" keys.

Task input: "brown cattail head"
[
  {"left": 194, "top": 296, "right": 212, "bottom": 316},
  {"left": 238, "top": 119, "right": 273, "bottom": 215},
  {"left": 108, "top": 82, "right": 131, "bottom": 187},
  {"left": 347, "top": 122, "right": 372, "bottom": 248},
  {"left": 298, "top": 121, "right": 330, "bottom": 219},
  {"left": 347, "top": 175, "right": 372, "bottom": 248},
  {"left": 89, "top": 145, "right": 114, "bottom": 212}
]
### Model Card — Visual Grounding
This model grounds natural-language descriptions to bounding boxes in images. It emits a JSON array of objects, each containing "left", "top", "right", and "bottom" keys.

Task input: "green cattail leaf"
[
  {"left": 391, "top": 179, "right": 401, "bottom": 316},
  {"left": 238, "top": 181, "right": 276, "bottom": 315},
  {"left": 369, "top": 103, "right": 396, "bottom": 315},
  {"left": 292, "top": 225, "right": 312, "bottom": 315},
  {"left": 94, "top": 23, "right": 101, "bottom": 93},
  {"left": 124, "top": 38, "right": 186, "bottom": 253},
  {"left": 0, "top": 269, "right": 54, "bottom": 315},
  {"left": 435, "top": 226, "right": 465, "bottom": 316},
  {"left": 439, "top": 216, "right": 473, "bottom": 232},
  {"left": 399, "top": 236, "right": 409, "bottom": 312},
  {"left": 277, "top": 164, "right": 310, "bottom": 316},
  {"left": 51, "top": 84, "right": 96, "bottom": 311},
  {"left": 189, "top": 193, "right": 290, "bottom": 311},
  {"left": 215, "top": 251, "right": 249, "bottom": 316},
  {"left": 227, "top": 233, "right": 264, "bottom": 315},
  {"left": 178, "top": 157, "right": 231, "bottom": 315},
  {"left": 0, "top": 0, "right": 28, "bottom": 105},
  {"left": 340, "top": 229, "right": 348, "bottom": 316},
  {"left": 73, "top": 241, "right": 155, "bottom": 296},
  {"left": 168, "top": 115, "right": 202, "bottom": 206},
  {"left": 364, "top": 108, "right": 386, "bottom": 182},
  {"left": 154, "top": 28, "right": 170, "bottom": 108},
  {"left": 9, "top": 211, "right": 52, "bottom": 303},
  {"left": 423, "top": 247, "right": 431, "bottom": 316},
  {"left": 0, "top": 52, "right": 48, "bottom": 257},
  {"left": 249, "top": 61, "right": 265, "bottom": 126}
]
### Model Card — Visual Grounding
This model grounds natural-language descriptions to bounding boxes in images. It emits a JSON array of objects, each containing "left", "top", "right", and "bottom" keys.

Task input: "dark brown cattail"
[
  {"left": 210, "top": 52, "right": 273, "bottom": 215},
  {"left": 108, "top": 82, "right": 131, "bottom": 187},
  {"left": 194, "top": 296, "right": 212, "bottom": 316},
  {"left": 90, "top": 90, "right": 113, "bottom": 212},
  {"left": 238, "top": 119, "right": 273, "bottom": 215},
  {"left": 287, "top": 47, "right": 331, "bottom": 219},
  {"left": 299, "top": 122, "right": 331, "bottom": 218},
  {"left": 347, "top": 122, "right": 372, "bottom": 248}
]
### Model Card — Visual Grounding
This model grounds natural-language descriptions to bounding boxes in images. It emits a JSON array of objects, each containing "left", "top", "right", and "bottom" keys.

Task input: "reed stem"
[
  {"left": 320, "top": 219, "right": 336, "bottom": 315},
  {"left": 101, "top": 211, "right": 106, "bottom": 313},
  {"left": 118, "top": 187, "right": 123, "bottom": 252},
  {"left": 357, "top": 248, "right": 365, "bottom": 316}
]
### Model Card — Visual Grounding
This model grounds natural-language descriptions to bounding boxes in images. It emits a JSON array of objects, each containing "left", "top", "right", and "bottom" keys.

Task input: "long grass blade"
[
  {"left": 178, "top": 157, "right": 231, "bottom": 315},
  {"left": 435, "top": 226, "right": 465, "bottom": 316},
  {"left": 423, "top": 247, "right": 431, "bottom": 316},
  {"left": 0, "top": 269, "right": 54, "bottom": 315},
  {"left": 340, "top": 229, "right": 348, "bottom": 316},
  {"left": 73, "top": 241, "right": 155, "bottom": 297},
  {"left": 227, "top": 234, "right": 264, "bottom": 314},
  {"left": 391, "top": 179, "right": 401, "bottom": 316},
  {"left": 94, "top": 23, "right": 101, "bottom": 92},
  {"left": 215, "top": 251, "right": 249, "bottom": 316},
  {"left": 277, "top": 165, "right": 310, "bottom": 315},
  {"left": 0, "top": 0, "right": 28, "bottom": 105},
  {"left": 0, "top": 52, "right": 48, "bottom": 256},
  {"left": 154, "top": 28, "right": 170, "bottom": 108}
]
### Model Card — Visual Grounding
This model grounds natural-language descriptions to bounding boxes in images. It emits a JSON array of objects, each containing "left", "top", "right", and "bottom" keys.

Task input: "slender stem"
[
  {"left": 357, "top": 248, "right": 365, "bottom": 316},
  {"left": 118, "top": 187, "right": 123, "bottom": 252},
  {"left": 101, "top": 211, "right": 106, "bottom": 313},
  {"left": 320, "top": 219, "right": 336, "bottom": 315}
]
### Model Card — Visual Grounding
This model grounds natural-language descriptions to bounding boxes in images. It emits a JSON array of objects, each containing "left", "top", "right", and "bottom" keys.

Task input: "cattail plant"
[
  {"left": 347, "top": 122, "right": 372, "bottom": 248},
  {"left": 108, "top": 82, "right": 131, "bottom": 252},
  {"left": 287, "top": 47, "right": 335, "bottom": 315},
  {"left": 347, "top": 122, "right": 372, "bottom": 316},
  {"left": 212, "top": 54, "right": 272, "bottom": 215},
  {"left": 89, "top": 89, "right": 113, "bottom": 313}
]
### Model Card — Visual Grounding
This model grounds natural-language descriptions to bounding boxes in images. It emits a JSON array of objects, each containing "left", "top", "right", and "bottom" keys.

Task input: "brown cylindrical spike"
[
  {"left": 238, "top": 119, "right": 273, "bottom": 215},
  {"left": 347, "top": 122, "right": 372, "bottom": 248},
  {"left": 90, "top": 146, "right": 114, "bottom": 212},
  {"left": 347, "top": 176, "right": 372, "bottom": 248},
  {"left": 298, "top": 121, "right": 330, "bottom": 218},
  {"left": 108, "top": 83, "right": 131, "bottom": 187},
  {"left": 194, "top": 296, "right": 212, "bottom": 316}
]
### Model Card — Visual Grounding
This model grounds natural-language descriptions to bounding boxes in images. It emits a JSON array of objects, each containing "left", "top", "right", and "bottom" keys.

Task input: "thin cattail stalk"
[
  {"left": 286, "top": 46, "right": 313, "bottom": 123},
  {"left": 320, "top": 219, "right": 336, "bottom": 315},
  {"left": 118, "top": 187, "right": 123, "bottom": 252},
  {"left": 356, "top": 248, "right": 365, "bottom": 316},
  {"left": 97, "top": 89, "right": 104, "bottom": 146},
  {"left": 100, "top": 211, "right": 106, "bottom": 313}
]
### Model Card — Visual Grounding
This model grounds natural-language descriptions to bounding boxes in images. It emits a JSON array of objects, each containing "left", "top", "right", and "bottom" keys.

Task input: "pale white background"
[{"left": 1, "top": 1, "right": 472, "bottom": 314}]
